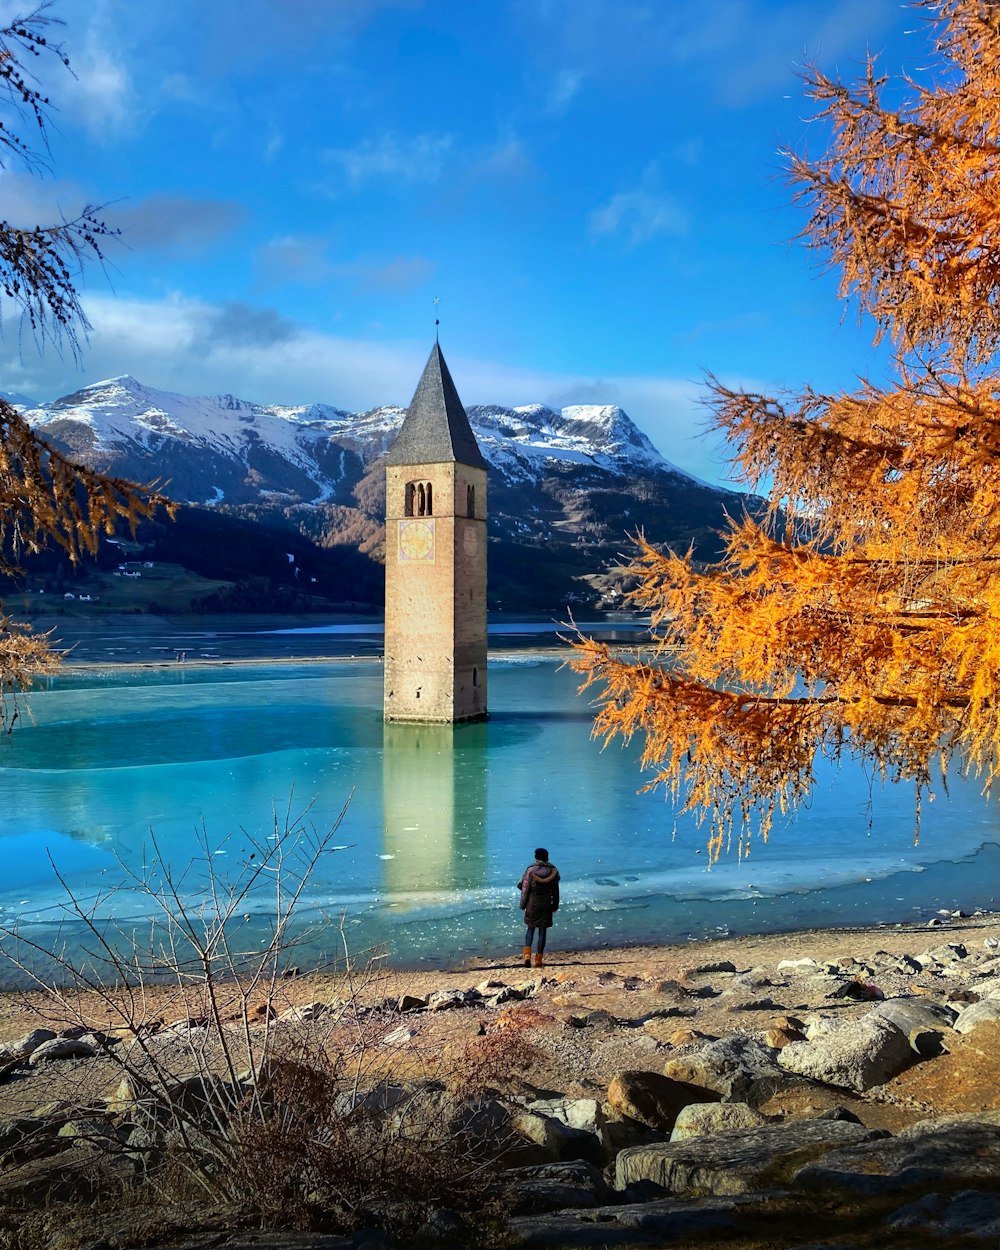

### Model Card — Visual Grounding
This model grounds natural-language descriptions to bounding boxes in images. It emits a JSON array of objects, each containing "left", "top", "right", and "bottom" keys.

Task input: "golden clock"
[{"left": 398, "top": 518, "right": 435, "bottom": 562}]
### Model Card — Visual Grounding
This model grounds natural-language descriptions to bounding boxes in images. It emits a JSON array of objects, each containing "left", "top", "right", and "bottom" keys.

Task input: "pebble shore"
[{"left": 0, "top": 909, "right": 998, "bottom": 1248}]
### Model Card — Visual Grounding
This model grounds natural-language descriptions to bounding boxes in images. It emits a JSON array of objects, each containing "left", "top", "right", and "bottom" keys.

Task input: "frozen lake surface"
[{"left": 1, "top": 657, "right": 998, "bottom": 977}]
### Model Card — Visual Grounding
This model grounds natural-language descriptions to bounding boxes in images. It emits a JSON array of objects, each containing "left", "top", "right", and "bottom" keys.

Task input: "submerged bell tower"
[{"left": 383, "top": 342, "right": 488, "bottom": 723}]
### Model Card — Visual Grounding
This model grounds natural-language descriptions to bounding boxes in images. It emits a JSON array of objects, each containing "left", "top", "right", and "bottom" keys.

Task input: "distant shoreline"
[
  {"left": 54, "top": 645, "right": 576, "bottom": 675},
  {"left": 14, "top": 609, "right": 629, "bottom": 673}
]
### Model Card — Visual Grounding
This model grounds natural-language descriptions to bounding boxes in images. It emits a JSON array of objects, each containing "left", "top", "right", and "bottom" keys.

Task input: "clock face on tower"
[{"left": 398, "top": 518, "right": 435, "bottom": 562}]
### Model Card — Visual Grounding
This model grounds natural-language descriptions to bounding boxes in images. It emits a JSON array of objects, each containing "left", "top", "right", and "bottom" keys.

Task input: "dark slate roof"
[{"left": 385, "top": 342, "right": 488, "bottom": 470}]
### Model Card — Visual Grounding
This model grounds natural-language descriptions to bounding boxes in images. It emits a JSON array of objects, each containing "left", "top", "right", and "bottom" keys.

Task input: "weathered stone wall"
[{"left": 384, "top": 462, "right": 487, "bottom": 722}]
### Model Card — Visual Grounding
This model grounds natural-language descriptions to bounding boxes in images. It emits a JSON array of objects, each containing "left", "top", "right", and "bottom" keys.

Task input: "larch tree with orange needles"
[
  {"left": 0, "top": 5, "right": 168, "bottom": 730},
  {"left": 572, "top": 0, "right": 1000, "bottom": 860}
]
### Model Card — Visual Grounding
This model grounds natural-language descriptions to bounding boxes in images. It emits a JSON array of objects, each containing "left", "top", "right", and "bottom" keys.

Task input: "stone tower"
[{"left": 383, "top": 342, "right": 488, "bottom": 723}]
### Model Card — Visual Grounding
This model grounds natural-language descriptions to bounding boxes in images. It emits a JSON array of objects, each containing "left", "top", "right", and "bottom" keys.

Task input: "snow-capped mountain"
[
  {"left": 19, "top": 374, "right": 700, "bottom": 506},
  {"left": 1, "top": 388, "right": 37, "bottom": 408},
  {"left": 12, "top": 374, "right": 747, "bottom": 610}
]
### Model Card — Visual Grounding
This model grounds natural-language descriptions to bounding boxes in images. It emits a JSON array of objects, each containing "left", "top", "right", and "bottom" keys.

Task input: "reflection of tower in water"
[{"left": 381, "top": 723, "right": 488, "bottom": 896}]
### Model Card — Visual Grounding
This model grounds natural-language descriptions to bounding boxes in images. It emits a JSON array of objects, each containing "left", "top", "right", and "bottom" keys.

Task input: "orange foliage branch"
[{"left": 573, "top": 2, "right": 1000, "bottom": 854}]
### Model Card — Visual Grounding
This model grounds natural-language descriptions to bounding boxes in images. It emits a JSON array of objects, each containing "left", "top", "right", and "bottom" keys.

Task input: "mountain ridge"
[
  {"left": 18, "top": 373, "right": 713, "bottom": 502},
  {"left": 8, "top": 374, "right": 749, "bottom": 613}
]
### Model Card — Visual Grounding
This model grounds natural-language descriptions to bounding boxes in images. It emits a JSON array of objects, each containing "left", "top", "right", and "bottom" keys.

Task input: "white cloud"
[
  {"left": 60, "top": 23, "right": 140, "bottom": 139},
  {"left": 589, "top": 163, "right": 687, "bottom": 246},
  {"left": 324, "top": 132, "right": 453, "bottom": 187}
]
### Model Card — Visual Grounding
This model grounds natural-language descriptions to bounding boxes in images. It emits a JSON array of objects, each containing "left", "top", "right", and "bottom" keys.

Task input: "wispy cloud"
[
  {"left": 256, "top": 236, "right": 334, "bottom": 288},
  {"left": 469, "top": 134, "right": 533, "bottom": 182},
  {"left": 200, "top": 301, "right": 300, "bottom": 350},
  {"left": 545, "top": 69, "right": 584, "bottom": 115},
  {"left": 516, "top": 0, "right": 900, "bottom": 107},
  {"left": 196, "top": 0, "right": 419, "bottom": 73},
  {"left": 106, "top": 196, "right": 247, "bottom": 253},
  {"left": 675, "top": 311, "right": 768, "bottom": 344},
  {"left": 263, "top": 121, "right": 284, "bottom": 163},
  {"left": 255, "top": 238, "right": 433, "bottom": 294},
  {"left": 324, "top": 132, "right": 453, "bottom": 187},
  {"left": 346, "top": 256, "right": 434, "bottom": 293},
  {"left": 0, "top": 171, "right": 89, "bottom": 229},
  {"left": 589, "top": 164, "right": 687, "bottom": 246},
  {"left": 60, "top": 22, "right": 140, "bottom": 139}
]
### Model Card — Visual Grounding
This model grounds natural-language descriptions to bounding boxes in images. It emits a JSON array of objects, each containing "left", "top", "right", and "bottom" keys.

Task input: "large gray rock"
[
  {"left": 607, "top": 1071, "right": 717, "bottom": 1133},
  {"left": 524, "top": 1097, "right": 604, "bottom": 1137},
  {"left": 427, "top": 987, "right": 477, "bottom": 1011},
  {"left": 870, "top": 998, "right": 957, "bottom": 1036},
  {"left": 670, "top": 1102, "right": 769, "bottom": 1140},
  {"left": 662, "top": 1034, "right": 789, "bottom": 1104},
  {"left": 775, "top": 958, "right": 822, "bottom": 975},
  {"left": 3, "top": 1028, "right": 57, "bottom": 1059},
  {"left": 598, "top": 1116, "right": 668, "bottom": 1158},
  {"left": 506, "top": 1160, "right": 610, "bottom": 1214},
  {"left": 512, "top": 1111, "right": 572, "bottom": 1159},
  {"left": 507, "top": 1195, "right": 758, "bottom": 1247},
  {"left": 922, "top": 942, "right": 968, "bottom": 965},
  {"left": 970, "top": 974, "right": 1000, "bottom": 998},
  {"left": 889, "top": 1190, "right": 1000, "bottom": 1239},
  {"left": 953, "top": 998, "right": 1000, "bottom": 1033},
  {"left": 28, "top": 1038, "right": 98, "bottom": 1065},
  {"left": 795, "top": 1112, "right": 1000, "bottom": 1193},
  {"left": 871, "top": 952, "right": 922, "bottom": 976},
  {"left": 686, "top": 960, "right": 738, "bottom": 976},
  {"left": 776, "top": 1014, "right": 913, "bottom": 1091},
  {"left": 616, "top": 1119, "right": 876, "bottom": 1195}
]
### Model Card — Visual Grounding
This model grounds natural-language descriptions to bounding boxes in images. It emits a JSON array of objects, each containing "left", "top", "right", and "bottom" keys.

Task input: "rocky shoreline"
[{"left": 0, "top": 912, "right": 998, "bottom": 1248}]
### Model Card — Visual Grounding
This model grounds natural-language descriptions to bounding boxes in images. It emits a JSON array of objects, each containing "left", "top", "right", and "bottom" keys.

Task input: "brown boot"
[
  {"left": 533, "top": 953, "right": 543, "bottom": 969},
  {"left": 523, "top": 946, "right": 532, "bottom": 967}
]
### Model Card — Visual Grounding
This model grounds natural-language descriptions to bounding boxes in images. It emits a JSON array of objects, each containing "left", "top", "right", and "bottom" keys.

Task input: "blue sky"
[{"left": 0, "top": 0, "right": 930, "bottom": 484}]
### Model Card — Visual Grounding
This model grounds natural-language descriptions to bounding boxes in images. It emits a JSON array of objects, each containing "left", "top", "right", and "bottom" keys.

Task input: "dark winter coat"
[{"left": 518, "top": 860, "right": 560, "bottom": 928}]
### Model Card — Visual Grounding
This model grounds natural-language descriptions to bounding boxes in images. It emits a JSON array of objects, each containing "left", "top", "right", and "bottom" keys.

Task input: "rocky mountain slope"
[{"left": 13, "top": 375, "right": 750, "bottom": 612}]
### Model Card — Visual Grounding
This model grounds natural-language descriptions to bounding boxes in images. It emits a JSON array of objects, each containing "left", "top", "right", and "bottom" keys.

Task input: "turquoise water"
[{"left": 1, "top": 657, "right": 998, "bottom": 978}]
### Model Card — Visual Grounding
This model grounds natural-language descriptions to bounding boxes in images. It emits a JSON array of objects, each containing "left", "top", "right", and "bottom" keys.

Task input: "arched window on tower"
[
  {"left": 406, "top": 479, "right": 434, "bottom": 517},
  {"left": 467, "top": 484, "right": 475, "bottom": 518}
]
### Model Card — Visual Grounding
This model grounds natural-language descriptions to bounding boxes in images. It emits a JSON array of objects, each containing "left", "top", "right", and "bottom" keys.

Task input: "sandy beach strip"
[{"left": 1, "top": 910, "right": 998, "bottom": 1036}]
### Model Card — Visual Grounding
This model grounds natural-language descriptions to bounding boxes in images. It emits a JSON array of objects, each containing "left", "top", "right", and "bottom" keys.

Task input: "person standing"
[{"left": 518, "top": 847, "right": 560, "bottom": 968}]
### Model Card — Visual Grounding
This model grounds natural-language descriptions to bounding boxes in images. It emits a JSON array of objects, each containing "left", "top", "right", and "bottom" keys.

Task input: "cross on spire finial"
[{"left": 433, "top": 296, "right": 440, "bottom": 343}]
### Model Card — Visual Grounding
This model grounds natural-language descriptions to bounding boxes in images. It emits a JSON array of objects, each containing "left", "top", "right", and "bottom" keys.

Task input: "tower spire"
[{"left": 385, "top": 342, "right": 487, "bottom": 470}]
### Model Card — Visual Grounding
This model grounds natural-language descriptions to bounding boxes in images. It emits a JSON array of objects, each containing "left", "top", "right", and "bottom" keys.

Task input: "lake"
[{"left": 1, "top": 647, "right": 998, "bottom": 980}]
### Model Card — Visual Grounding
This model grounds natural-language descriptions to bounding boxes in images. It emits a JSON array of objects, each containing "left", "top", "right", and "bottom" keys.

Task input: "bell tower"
[{"left": 383, "top": 343, "right": 488, "bottom": 723}]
